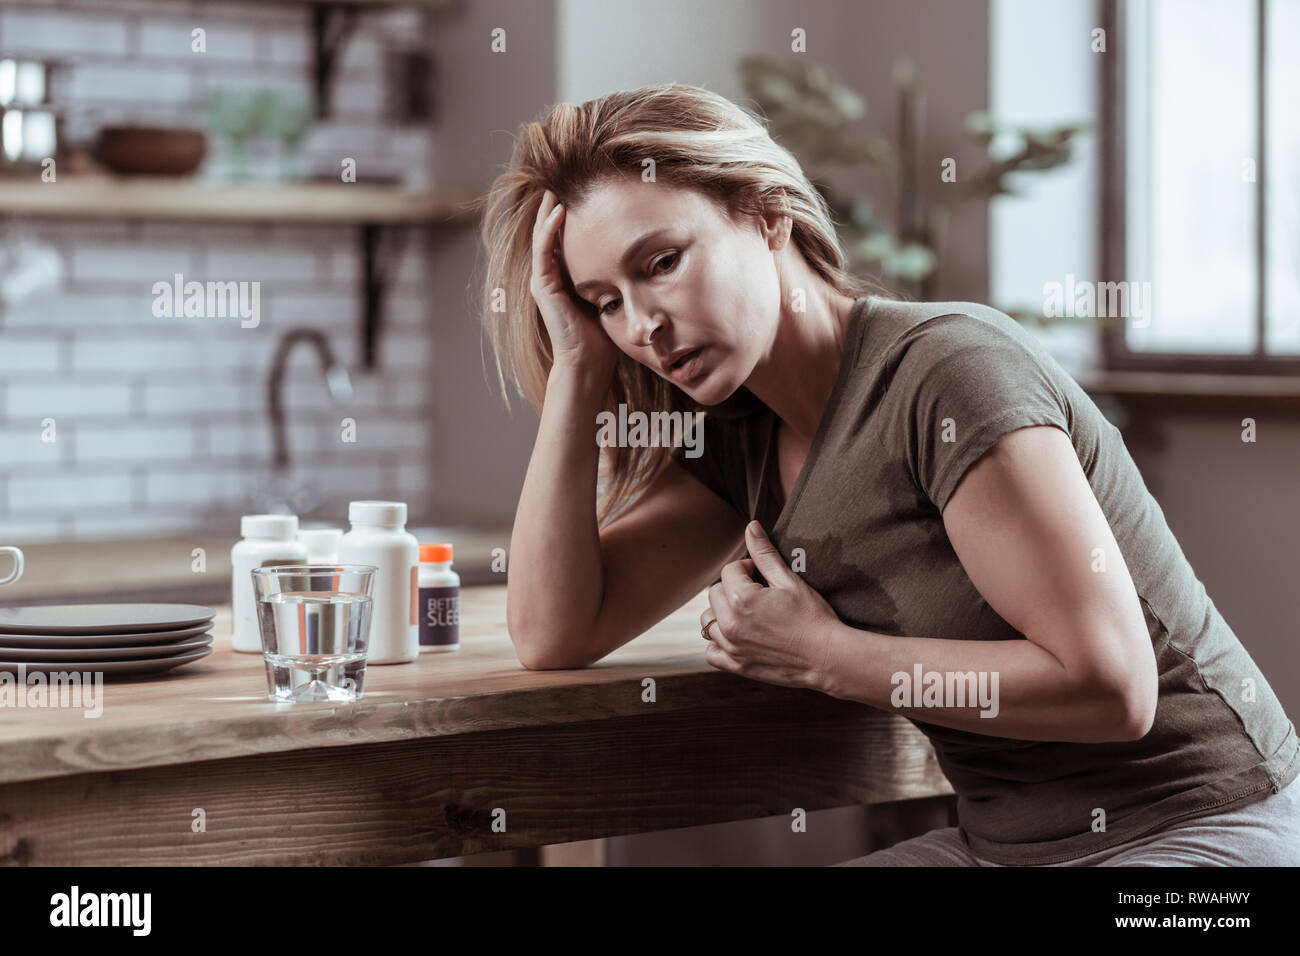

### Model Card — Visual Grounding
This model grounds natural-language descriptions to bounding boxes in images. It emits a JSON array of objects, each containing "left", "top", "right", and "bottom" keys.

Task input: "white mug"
[{"left": 0, "top": 546, "right": 23, "bottom": 585}]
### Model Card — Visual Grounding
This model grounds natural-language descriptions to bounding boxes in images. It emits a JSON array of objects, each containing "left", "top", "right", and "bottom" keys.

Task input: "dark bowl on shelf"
[{"left": 93, "top": 125, "right": 206, "bottom": 176}]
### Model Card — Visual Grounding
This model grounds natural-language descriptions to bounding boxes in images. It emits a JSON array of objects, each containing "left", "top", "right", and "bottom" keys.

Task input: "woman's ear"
[{"left": 761, "top": 187, "right": 792, "bottom": 249}]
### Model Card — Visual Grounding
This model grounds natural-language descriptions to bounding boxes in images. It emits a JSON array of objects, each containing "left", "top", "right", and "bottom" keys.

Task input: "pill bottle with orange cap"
[{"left": 417, "top": 543, "right": 460, "bottom": 652}]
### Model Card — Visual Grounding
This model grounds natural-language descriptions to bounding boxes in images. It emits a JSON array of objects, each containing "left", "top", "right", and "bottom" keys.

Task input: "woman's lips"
[{"left": 667, "top": 347, "right": 704, "bottom": 384}]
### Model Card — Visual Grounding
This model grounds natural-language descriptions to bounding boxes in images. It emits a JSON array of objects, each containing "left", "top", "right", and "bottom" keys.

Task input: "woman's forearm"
[
  {"left": 816, "top": 621, "right": 1138, "bottom": 744},
  {"left": 506, "top": 361, "right": 610, "bottom": 664}
]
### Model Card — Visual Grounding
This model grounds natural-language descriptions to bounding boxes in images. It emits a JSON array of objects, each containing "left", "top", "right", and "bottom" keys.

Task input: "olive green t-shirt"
[{"left": 674, "top": 295, "right": 1299, "bottom": 865}]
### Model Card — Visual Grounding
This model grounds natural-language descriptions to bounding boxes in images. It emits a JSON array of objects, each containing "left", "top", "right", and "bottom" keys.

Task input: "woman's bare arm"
[
  {"left": 507, "top": 363, "right": 746, "bottom": 668},
  {"left": 816, "top": 425, "right": 1156, "bottom": 742}
]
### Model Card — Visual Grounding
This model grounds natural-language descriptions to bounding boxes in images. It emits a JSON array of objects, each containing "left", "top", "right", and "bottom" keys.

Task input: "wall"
[
  {"left": 561, "top": 0, "right": 991, "bottom": 302},
  {"left": 422, "top": 0, "right": 558, "bottom": 528}
]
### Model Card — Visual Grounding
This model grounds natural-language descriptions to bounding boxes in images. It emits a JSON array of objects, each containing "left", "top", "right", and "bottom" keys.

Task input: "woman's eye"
[
  {"left": 654, "top": 252, "right": 680, "bottom": 274},
  {"left": 597, "top": 252, "right": 680, "bottom": 317}
]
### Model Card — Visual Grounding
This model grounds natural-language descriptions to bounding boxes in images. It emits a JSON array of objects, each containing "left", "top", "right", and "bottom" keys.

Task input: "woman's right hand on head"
[{"left": 531, "top": 189, "right": 619, "bottom": 377}]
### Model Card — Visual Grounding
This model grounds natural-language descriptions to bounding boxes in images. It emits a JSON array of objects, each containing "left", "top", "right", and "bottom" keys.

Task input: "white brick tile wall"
[
  {"left": 267, "top": 29, "right": 311, "bottom": 68},
  {"left": 191, "top": 63, "right": 306, "bottom": 99},
  {"left": 70, "top": 241, "right": 196, "bottom": 284},
  {"left": 331, "top": 79, "right": 385, "bottom": 119},
  {"left": 0, "top": 426, "right": 68, "bottom": 467},
  {"left": 207, "top": 420, "right": 311, "bottom": 461},
  {"left": 376, "top": 332, "right": 431, "bottom": 371},
  {"left": 396, "top": 254, "right": 431, "bottom": 293},
  {"left": 300, "top": 122, "right": 394, "bottom": 163},
  {"left": 142, "top": 380, "right": 259, "bottom": 417},
  {"left": 9, "top": 472, "right": 133, "bottom": 511},
  {"left": 145, "top": 466, "right": 253, "bottom": 506},
  {"left": 3, "top": 291, "right": 141, "bottom": 329},
  {"left": 338, "top": 31, "right": 384, "bottom": 76},
  {"left": 325, "top": 246, "right": 361, "bottom": 285},
  {"left": 203, "top": 246, "right": 318, "bottom": 282},
  {"left": 267, "top": 291, "right": 358, "bottom": 329},
  {"left": 0, "top": 0, "right": 437, "bottom": 545},
  {"left": 75, "top": 424, "right": 197, "bottom": 462},
  {"left": 283, "top": 373, "right": 382, "bottom": 413},
  {"left": 71, "top": 335, "right": 230, "bottom": 373},
  {"left": 395, "top": 461, "right": 432, "bottom": 504},
  {"left": 0, "top": 515, "right": 67, "bottom": 541},
  {"left": 0, "top": 337, "right": 60, "bottom": 373},
  {"left": 308, "top": 460, "right": 389, "bottom": 497},
  {"left": 137, "top": 18, "right": 260, "bottom": 63},
  {"left": 54, "top": 0, "right": 215, "bottom": 15},
  {"left": 267, "top": 224, "right": 351, "bottom": 248},
  {"left": 385, "top": 292, "right": 432, "bottom": 328},
  {"left": 310, "top": 417, "right": 427, "bottom": 456},
  {"left": 68, "top": 512, "right": 205, "bottom": 541},
  {"left": 8, "top": 383, "right": 132, "bottom": 419},
  {"left": 138, "top": 221, "right": 263, "bottom": 244},
  {"left": 66, "top": 62, "right": 194, "bottom": 102},
  {"left": 0, "top": 9, "right": 130, "bottom": 56},
  {"left": 386, "top": 377, "right": 429, "bottom": 410}
]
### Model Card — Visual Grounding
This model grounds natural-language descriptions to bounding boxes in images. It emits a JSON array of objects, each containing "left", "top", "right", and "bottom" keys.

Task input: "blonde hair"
[{"left": 475, "top": 82, "right": 896, "bottom": 527}]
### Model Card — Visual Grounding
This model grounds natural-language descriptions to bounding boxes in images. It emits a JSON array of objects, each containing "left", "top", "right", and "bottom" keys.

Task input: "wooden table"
[{"left": 0, "top": 586, "right": 953, "bottom": 865}]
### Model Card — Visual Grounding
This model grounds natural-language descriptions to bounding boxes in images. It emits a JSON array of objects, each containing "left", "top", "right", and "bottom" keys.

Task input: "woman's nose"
[{"left": 629, "top": 308, "right": 664, "bottom": 348}]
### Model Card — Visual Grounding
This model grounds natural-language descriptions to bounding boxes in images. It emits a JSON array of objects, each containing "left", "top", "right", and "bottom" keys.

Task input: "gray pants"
[{"left": 837, "top": 773, "right": 1300, "bottom": 866}]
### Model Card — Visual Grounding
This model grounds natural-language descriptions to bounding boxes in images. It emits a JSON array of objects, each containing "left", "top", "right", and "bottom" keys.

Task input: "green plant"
[{"left": 739, "top": 54, "right": 1094, "bottom": 323}]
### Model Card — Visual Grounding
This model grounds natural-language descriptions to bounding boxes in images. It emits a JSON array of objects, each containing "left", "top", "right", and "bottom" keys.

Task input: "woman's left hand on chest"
[{"left": 702, "top": 520, "right": 841, "bottom": 691}]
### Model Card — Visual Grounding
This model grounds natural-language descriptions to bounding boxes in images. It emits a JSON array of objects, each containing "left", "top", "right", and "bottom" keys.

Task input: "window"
[{"left": 1101, "top": 0, "right": 1300, "bottom": 373}]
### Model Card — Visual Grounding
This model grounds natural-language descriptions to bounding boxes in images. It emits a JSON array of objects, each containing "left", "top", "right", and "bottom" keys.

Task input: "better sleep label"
[{"left": 418, "top": 585, "right": 460, "bottom": 648}]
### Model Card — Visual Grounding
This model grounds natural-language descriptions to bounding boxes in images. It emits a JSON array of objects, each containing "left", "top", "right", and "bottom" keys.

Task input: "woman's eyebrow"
[{"left": 573, "top": 228, "right": 672, "bottom": 295}]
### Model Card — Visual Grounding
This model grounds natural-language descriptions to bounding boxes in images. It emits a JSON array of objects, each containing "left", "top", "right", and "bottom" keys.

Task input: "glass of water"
[{"left": 251, "top": 565, "right": 377, "bottom": 703}]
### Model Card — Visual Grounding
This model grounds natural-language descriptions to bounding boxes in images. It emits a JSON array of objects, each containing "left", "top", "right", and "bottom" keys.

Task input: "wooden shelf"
[{"left": 0, "top": 174, "right": 477, "bottom": 225}]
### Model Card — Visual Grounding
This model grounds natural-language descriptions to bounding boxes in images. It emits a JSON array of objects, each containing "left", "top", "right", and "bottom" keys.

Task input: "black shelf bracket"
[
  {"left": 360, "top": 223, "right": 411, "bottom": 371},
  {"left": 312, "top": 4, "right": 362, "bottom": 118}
]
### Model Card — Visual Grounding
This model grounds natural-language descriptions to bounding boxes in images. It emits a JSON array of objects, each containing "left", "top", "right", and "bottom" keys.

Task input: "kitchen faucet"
[
  {"left": 267, "top": 327, "right": 354, "bottom": 471},
  {"left": 253, "top": 328, "right": 354, "bottom": 516}
]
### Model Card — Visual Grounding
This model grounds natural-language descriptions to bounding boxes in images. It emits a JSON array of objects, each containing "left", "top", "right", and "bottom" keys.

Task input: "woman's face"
[{"left": 559, "top": 175, "right": 785, "bottom": 406}]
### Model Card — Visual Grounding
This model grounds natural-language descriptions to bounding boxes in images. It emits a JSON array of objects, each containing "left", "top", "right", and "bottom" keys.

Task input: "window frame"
[{"left": 1098, "top": 0, "right": 1300, "bottom": 375}]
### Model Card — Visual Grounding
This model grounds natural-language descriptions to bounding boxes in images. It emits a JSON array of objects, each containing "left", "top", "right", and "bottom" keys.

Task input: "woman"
[{"left": 476, "top": 83, "right": 1299, "bottom": 866}]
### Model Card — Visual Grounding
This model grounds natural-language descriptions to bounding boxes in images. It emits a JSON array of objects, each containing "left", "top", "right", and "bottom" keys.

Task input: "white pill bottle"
[
  {"left": 231, "top": 514, "right": 308, "bottom": 653},
  {"left": 297, "top": 527, "right": 343, "bottom": 563},
  {"left": 337, "top": 500, "right": 419, "bottom": 664}
]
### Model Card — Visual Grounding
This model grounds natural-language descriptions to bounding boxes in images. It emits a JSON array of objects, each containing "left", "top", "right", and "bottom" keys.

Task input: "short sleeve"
[
  {"left": 672, "top": 412, "right": 749, "bottom": 521},
  {"left": 891, "top": 313, "right": 1073, "bottom": 513}
]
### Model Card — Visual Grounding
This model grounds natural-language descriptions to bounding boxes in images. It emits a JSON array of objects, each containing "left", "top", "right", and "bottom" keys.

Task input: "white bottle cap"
[
  {"left": 348, "top": 500, "right": 407, "bottom": 527},
  {"left": 298, "top": 527, "right": 344, "bottom": 561},
  {"left": 241, "top": 514, "right": 299, "bottom": 540}
]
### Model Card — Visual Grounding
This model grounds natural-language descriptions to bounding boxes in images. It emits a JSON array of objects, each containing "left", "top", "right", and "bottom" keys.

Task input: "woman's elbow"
[
  {"left": 517, "top": 647, "right": 595, "bottom": 670},
  {"left": 1111, "top": 684, "right": 1157, "bottom": 741},
  {"left": 508, "top": 621, "right": 594, "bottom": 670}
]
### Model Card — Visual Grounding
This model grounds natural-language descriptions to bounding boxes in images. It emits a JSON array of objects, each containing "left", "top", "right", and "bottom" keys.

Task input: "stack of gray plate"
[{"left": 0, "top": 604, "right": 215, "bottom": 677}]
